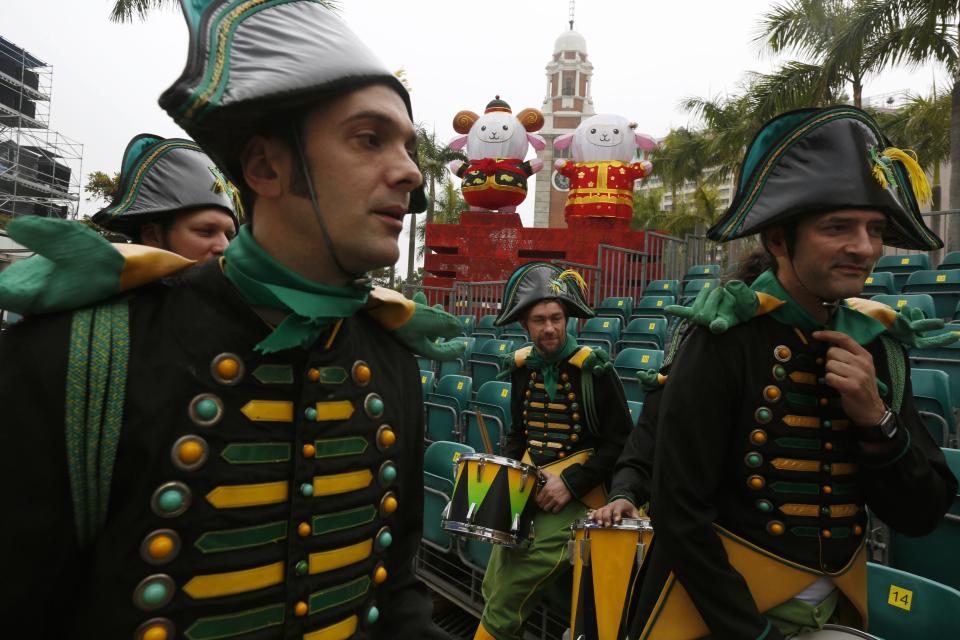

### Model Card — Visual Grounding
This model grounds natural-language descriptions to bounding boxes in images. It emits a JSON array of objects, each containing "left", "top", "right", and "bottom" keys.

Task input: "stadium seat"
[
  {"left": 457, "top": 314, "right": 475, "bottom": 336},
  {"left": 567, "top": 317, "right": 579, "bottom": 336},
  {"left": 578, "top": 316, "right": 622, "bottom": 354},
  {"left": 631, "top": 295, "right": 675, "bottom": 321},
  {"left": 888, "top": 448, "right": 960, "bottom": 590},
  {"left": 627, "top": 400, "right": 643, "bottom": 427},
  {"left": 499, "top": 322, "right": 529, "bottom": 350},
  {"left": 614, "top": 348, "right": 664, "bottom": 403},
  {"left": 468, "top": 339, "right": 514, "bottom": 391},
  {"left": 869, "top": 294, "right": 937, "bottom": 321},
  {"left": 643, "top": 279, "right": 680, "bottom": 298},
  {"left": 437, "top": 336, "right": 476, "bottom": 380},
  {"left": 419, "top": 370, "right": 435, "bottom": 403},
  {"left": 860, "top": 271, "right": 895, "bottom": 296},
  {"left": 910, "top": 368, "right": 956, "bottom": 446},
  {"left": 459, "top": 538, "right": 494, "bottom": 572},
  {"left": 422, "top": 441, "right": 475, "bottom": 553},
  {"left": 473, "top": 314, "right": 500, "bottom": 340},
  {"left": 867, "top": 562, "right": 960, "bottom": 639},
  {"left": 596, "top": 296, "right": 634, "bottom": 324},
  {"left": 416, "top": 356, "right": 433, "bottom": 373},
  {"left": 910, "top": 341, "right": 960, "bottom": 413},
  {"left": 681, "top": 278, "right": 720, "bottom": 305},
  {"left": 617, "top": 317, "right": 668, "bottom": 351},
  {"left": 462, "top": 381, "right": 512, "bottom": 455},
  {"left": 901, "top": 269, "right": 960, "bottom": 319},
  {"left": 424, "top": 375, "right": 473, "bottom": 442},
  {"left": 683, "top": 264, "right": 721, "bottom": 281},
  {"left": 875, "top": 253, "right": 932, "bottom": 291},
  {"left": 938, "top": 251, "right": 960, "bottom": 270}
]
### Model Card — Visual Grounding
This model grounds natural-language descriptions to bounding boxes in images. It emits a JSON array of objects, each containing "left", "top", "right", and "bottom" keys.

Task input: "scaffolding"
[{"left": 0, "top": 36, "right": 82, "bottom": 219}]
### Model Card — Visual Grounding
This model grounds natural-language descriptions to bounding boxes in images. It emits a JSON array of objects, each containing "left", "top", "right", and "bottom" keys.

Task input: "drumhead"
[
  {"left": 456, "top": 452, "right": 537, "bottom": 473},
  {"left": 572, "top": 517, "right": 654, "bottom": 532},
  {"left": 793, "top": 625, "right": 877, "bottom": 639}
]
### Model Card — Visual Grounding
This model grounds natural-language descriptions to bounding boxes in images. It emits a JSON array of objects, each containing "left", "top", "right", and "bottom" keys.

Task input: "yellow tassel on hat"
[
  {"left": 557, "top": 269, "right": 589, "bottom": 298},
  {"left": 882, "top": 147, "right": 932, "bottom": 206}
]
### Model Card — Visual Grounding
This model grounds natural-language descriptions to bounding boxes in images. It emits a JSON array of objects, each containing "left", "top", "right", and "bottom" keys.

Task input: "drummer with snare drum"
[{"left": 472, "top": 262, "right": 632, "bottom": 640}]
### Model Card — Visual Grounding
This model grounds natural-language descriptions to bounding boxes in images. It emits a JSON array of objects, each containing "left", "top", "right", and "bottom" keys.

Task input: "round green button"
[
  {"left": 756, "top": 500, "right": 773, "bottom": 513},
  {"left": 304, "top": 407, "right": 318, "bottom": 421},
  {"left": 300, "top": 483, "right": 314, "bottom": 497},
  {"left": 381, "top": 463, "right": 397, "bottom": 484},
  {"left": 295, "top": 560, "right": 308, "bottom": 576},
  {"left": 773, "top": 365, "right": 786, "bottom": 379},
  {"left": 141, "top": 581, "right": 168, "bottom": 606},
  {"left": 570, "top": 403, "right": 579, "bottom": 411},
  {"left": 822, "top": 463, "right": 832, "bottom": 473},
  {"left": 821, "top": 506, "right": 831, "bottom": 517},
  {"left": 822, "top": 419, "right": 832, "bottom": 429},
  {"left": 756, "top": 408, "right": 772, "bottom": 423},
  {"left": 367, "top": 606, "right": 380, "bottom": 624},
  {"left": 158, "top": 489, "right": 184, "bottom": 513},
  {"left": 367, "top": 396, "right": 384, "bottom": 416},
  {"left": 746, "top": 453, "right": 762, "bottom": 468},
  {"left": 378, "top": 531, "right": 393, "bottom": 548},
  {"left": 195, "top": 398, "right": 219, "bottom": 420}
]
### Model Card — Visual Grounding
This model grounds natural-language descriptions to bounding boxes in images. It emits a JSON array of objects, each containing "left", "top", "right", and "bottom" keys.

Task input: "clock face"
[{"left": 552, "top": 170, "right": 570, "bottom": 192}]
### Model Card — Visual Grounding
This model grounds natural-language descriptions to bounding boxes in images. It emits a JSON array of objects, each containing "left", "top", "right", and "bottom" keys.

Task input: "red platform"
[{"left": 423, "top": 212, "right": 654, "bottom": 288}]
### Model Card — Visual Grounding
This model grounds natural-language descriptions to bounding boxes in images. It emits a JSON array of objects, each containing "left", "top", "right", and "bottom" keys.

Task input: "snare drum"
[
  {"left": 569, "top": 517, "right": 654, "bottom": 640},
  {"left": 792, "top": 625, "right": 878, "bottom": 639},
  {"left": 442, "top": 453, "right": 541, "bottom": 547}
]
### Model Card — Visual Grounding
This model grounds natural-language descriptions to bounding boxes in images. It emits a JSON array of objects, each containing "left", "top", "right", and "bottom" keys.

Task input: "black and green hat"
[
  {"left": 92, "top": 133, "right": 241, "bottom": 237},
  {"left": 158, "top": 0, "right": 426, "bottom": 213},
  {"left": 709, "top": 105, "right": 941, "bottom": 250},
  {"left": 496, "top": 262, "right": 595, "bottom": 326}
]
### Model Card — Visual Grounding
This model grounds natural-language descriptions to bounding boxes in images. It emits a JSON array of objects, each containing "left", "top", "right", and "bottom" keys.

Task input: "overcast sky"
[{"left": 5, "top": 0, "right": 947, "bottom": 276}]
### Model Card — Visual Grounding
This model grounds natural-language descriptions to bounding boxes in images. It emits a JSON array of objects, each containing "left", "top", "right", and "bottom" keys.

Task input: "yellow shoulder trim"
[
  {"left": 514, "top": 345, "right": 533, "bottom": 368},
  {"left": 363, "top": 286, "right": 416, "bottom": 330},
  {"left": 844, "top": 296, "right": 897, "bottom": 328},
  {"left": 115, "top": 243, "right": 194, "bottom": 291},
  {"left": 755, "top": 291, "right": 787, "bottom": 316},
  {"left": 568, "top": 346, "right": 593, "bottom": 369}
]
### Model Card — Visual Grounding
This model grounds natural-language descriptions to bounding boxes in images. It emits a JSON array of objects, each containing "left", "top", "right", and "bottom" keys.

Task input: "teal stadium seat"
[
  {"left": 567, "top": 317, "right": 579, "bottom": 336},
  {"left": 459, "top": 537, "right": 494, "bottom": 572},
  {"left": 499, "top": 322, "right": 529, "bottom": 350},
  {"left": 462, "top": 381, "right": 512, "bottom": 455},
  {"left": 424, "top": 375, "right": 473, "bottom": 442},
  {"left": 683, "top": 264, "right": 721, "bottom": 281},
  {"left": 631, "top": 295, "right": 675, "bottom": 321},
  {"left": 869, "top": 294, "right": 937, "bottom": 321},
  {"left": 618, "top": 317, "right": 668, "bottom": 351},
  {"left": 867, "top": 562, "right": 960, "bottom": 639},
  {"left": 644, "top": 279, "right": 680, "bottom": 298},
  {"left": 438, "top": 336, "right": 476, "bottom": 380},
  {"left": 875, "top": 253, "right": 931, "bottom": 291},
  {"left": 468, "top": 339, "right": 513, "bottom": 391},
  {"left": 578, "top": 316, "right": 622, "bottom": 354},
  {"left": 422, "top": 441, "right": 475, "bottom": 553},
  {"left": 860, "top": 271, "right": 895, "bottom": 296},
  {"left": 472, "top": 314, "right": 500, "bottom": 340},
  {"left": 910, "top": 368, "right": 956, "bottom": 446},
  {"left": 902, "top": 269, "right": 960, "bottom": 319},
  {"left": 627, "top": 400, "right": 643, "bottom": 427},
  {"left": 419, "top": 370, "right": 435, "bottom": 403},
  {"left": 457, "top": 314, "right": 475, "bottom": 335},
  {"left": 938, "top": 250, "right": 960, "bottom": 270},
  {"left": 910, "top": 341, "right": 960, "bottom": 413},
  {"left": 614, "top": 348, "right": 664, "bottom": 403},
  {"left": 888, "top": 448, "right": 960, "bottom": 590},
  {"left": 596, "top": 296, "right": 634, "bottom": 324},
  {"left": 681, "top": 278, "right": 720, "bottom": 305}
]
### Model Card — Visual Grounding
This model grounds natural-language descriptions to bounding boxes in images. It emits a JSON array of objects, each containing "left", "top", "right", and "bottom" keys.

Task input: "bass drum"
[{"left": 792, "top": 624, "right": 878, "bottom": 639}]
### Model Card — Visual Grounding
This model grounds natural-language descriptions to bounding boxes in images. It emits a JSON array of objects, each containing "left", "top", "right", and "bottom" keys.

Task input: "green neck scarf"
[
  {"left": 525, "top": 336, "right": 580, "bottom": 401},
  {"left": 223, "top": 226, "right": 370, "bottom": 353},
  {"left": 750, "top": 269, "right": 886, "bottom": 346}
]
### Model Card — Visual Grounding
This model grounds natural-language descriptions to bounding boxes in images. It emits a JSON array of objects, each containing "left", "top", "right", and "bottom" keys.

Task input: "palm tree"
[
  {"left": 417, "top": 178, "right": 465, "bottom": 259},
  {"left": 754, "top": 0, "right": 885, "bottom": 112},
  {"left": 110, "top": 0, "right": 336, "bottom": 21},
  {"left": 835, "top": 0, "right": 959, "bottom": 247}
]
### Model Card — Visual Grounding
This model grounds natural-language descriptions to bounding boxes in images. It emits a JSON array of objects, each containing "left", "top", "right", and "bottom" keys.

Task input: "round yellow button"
[
  {"left": 178, "top": 440, "right": 204, "bottom": 464},
  {"left": 298, "top": 522, "right": 311, "bottom": 537},
  {"left": 373, "top": 566, "right": 388, "bottom": 585},
  {"left": 148, "top": 535, "right": 174, "bottom": 560},
  {"left": 307, "top": 368, "right": 321, "bottom": 382},
  {"left": 294, "top": 601, "right": 308, "bottom": 616},
  {"left": 142, "top": 625, "right": 169, "bottom": 640},
  {"left": 379, "top": 429, "right": 397, "bottom": 448},
  {"left": 216, "top": 358, "right": 240, "bottom": 380},
  {"left": 382, "top": 495, "right": 398, "bottom": 514},
  {"left": 355, "top": 364, "right": 372, "bottom": 384},
  {"left": 302, "top": 444, "right": 316, "bottom": 458}
]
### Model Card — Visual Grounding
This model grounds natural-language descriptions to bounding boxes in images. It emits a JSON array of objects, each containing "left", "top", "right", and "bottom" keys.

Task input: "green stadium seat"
[
  {"left": 438, "top": 336, "right": 476, "bottom": 380},
  {"left": 614, "top": 348, "right": 664, "bottom": 403},
  {"left": 938, "top": 251, "right": 960, "bottom": 270},
  {"left": 459, "top": 538, "right": 494, "bottom": 572},
  {"left": 424, "top": 440, "right": 475, "bottom": 480},
  {"left": 618, "top": 317, "right": 668, "bottom": 351},
  {"left": 578, "top": 316, "right": 622, "bottom": 354},
  {"left": 911, "top": 368, "right": 956, "bottom": 446},
  {"left": 869, "top": 294, "right": 937, "bottom": 321},
  {"left": 596, "top": 296, "right": 634, "bottom": 324},
  {"left": 644, "top": 279, "right": 680, "bottom": 297},
  {"left": 473, "top": 314, "right": 501, "bottom": 340},
  {"left": 457, "top": 314, "right": 475, "bottom": 335},
  {"left": 683, "top": 264, "right": 721, "bottom": 281},
  {"left": 499, "top": 322, "right": 529, "bottom": 350},
  {"left": 909, "top": 341, "right": 960, "bottom": 412},
  {"left": 468, "top": 339, "right": 513, "bottom": 391},
  {"left": 567, "top": 317, "right": 579, "bottom": 336},
  {"left": 631, "top": 295, "right": 675, "bottom": 322},
  {"left": 627, "top": 400, "right": 643, "bottom": 427},
  {"left": 419, "top": 370, "right": 435, "bottom": 403},
  {"left": 901, "top": 269, "right": 960, "bottom": 318},
  {"left": 876, "top": 253, "right": 932, "bottom": 291},
  {"left": 416, "top": 356, "right": 433, "bottom": 373},
  {"left": 867, "top": 562, "right": 960, "bottom": 639},
  {"left": 681, "top": 278, "right": 720, "bottom": 305},
  {"left": 424, "top": 375, "right": 473, "bottom": 442},
  {"left": 462, "top": 382, "right": 512, "bottom": 455},
  {"left": 887, "top": 448, "right": 960, "bottom": 590},
  {"left": 422, "top": 441, "right": 474, "bottom": 553},
  {"left": 861, "top": 271, "right": 895, "bottom": 296}
]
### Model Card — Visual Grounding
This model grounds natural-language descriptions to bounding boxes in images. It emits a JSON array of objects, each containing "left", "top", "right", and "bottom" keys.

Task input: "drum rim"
[
  {"left": 571, "top": 517, "right": 654, "bottom": 532},
  {"left": 815, "top": 624, "right": 878, "bottom": 639},
  {"left": 442, "top": 519, "right": 525, "bottom": 548},
  {"left": 455, "top": 453, "right": 538, "bottom": 473}
]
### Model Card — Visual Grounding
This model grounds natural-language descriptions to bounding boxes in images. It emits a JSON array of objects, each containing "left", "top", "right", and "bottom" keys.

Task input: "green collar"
[
  {"left": 525, "top": 336, "right": 579, "bottom": 401},
  {"left": 222, "top": 226, "right": 370, "bottom": 353},
  {"left": 750, "top": 270, "right": 887, "bottom": 346}
]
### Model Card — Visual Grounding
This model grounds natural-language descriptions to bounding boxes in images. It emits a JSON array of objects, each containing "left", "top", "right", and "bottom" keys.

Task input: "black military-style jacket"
[
  {"left": 628, "top": 316, "right": 957, "bottom": 640},
  {"left": 502, "top": 347, "right": 631, "bottom": 500},
  {"left": 0, "top": 261, "right": 443, "bottom": 640}
]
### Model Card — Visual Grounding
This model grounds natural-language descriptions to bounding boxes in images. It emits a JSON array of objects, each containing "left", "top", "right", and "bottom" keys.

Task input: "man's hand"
[
  {"left": 588, "top": 498, "right": 639, "bottom": 527},
  {"left": 535, "top": 472, "right": 573, "bottom": 513},
  {"left": 812, "top": 330, "right": 886, "bottom": 427}
]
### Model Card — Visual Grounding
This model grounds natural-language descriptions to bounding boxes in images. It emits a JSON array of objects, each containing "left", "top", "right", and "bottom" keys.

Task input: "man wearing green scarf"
[
  {"left": 473, "top": 262, "right": 631, "bottom": 640},
  {"left": 0, "top": 1, "right": 460, "bottom": 638},
  {"left": 626, "top": 106, "right": 957, "bottom": 640}
]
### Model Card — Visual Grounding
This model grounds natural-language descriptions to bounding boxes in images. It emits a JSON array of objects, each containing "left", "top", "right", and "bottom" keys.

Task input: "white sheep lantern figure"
[
  {"left": 447, "top": 96, "right": 546, "bottom": 212},
  {"left": 554, "top": 113, "right": 657, "bottom": 222}
]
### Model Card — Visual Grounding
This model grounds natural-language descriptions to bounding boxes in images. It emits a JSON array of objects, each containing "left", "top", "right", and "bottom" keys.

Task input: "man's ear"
[
  {"left": 241, "top": 135, "right": 287, "bottom": 200},
  {"left": 764, "top": 228, "right": 788, "bottom": 258},
  {"left": 139, "top": 222, "right": 164, "bottom": 249}
]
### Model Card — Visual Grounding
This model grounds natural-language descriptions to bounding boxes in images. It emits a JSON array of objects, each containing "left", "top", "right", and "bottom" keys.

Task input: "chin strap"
[
  {"left": 290, "top": 124, "right": 371, "bottom": 288},
  {"left": 787, "top": 257, "right": 841, "bottom": 319}
]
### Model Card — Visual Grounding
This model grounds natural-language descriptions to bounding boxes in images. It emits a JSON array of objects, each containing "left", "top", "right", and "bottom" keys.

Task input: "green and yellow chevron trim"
[
  {"left": 186, "top": 603, "right": 285, "bottom": 640},
  {"left": 194, "top": 520, "right": 287, "bottom": 553},
  {"left": 309, "top": 576, "right": 370, "bottom": 614},
  {"left": 107, "top": 140, "right": 202, "bottom": 217}
]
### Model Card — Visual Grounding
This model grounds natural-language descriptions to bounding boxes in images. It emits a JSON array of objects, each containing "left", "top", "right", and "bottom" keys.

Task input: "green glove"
[
  {"left": 666, "top": 281, "right": 758, "bottom": 334},
  {"left": 581, "top": 347, "right": 614, "bottom": 376},
  {"left": 392, "top": 303, "right": 466, "bottom": 361},
  {"left": 886, "top": 306, "right": 959, "bottom": 349}
]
